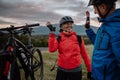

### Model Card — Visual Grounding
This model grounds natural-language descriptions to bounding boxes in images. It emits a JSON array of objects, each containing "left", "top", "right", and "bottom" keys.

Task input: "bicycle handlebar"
[{"left": 0, "top": 23, "right": 40, "bottom": 31}]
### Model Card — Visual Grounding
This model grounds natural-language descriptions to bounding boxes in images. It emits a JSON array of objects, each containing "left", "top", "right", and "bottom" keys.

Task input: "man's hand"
[
  {"left": 86, "top": 11, "right": 90, "bottom": 18},
  {"left": 85, "top": 11, "right": 90, "bottom": 29},
  {"left": 46, "top": 21, "right": 56, "bottom": 32}
]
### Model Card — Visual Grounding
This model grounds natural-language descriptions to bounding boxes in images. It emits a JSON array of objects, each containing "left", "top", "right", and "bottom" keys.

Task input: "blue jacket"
[{"left": 86, "top": 9, "right": 120, "bottom": 80}]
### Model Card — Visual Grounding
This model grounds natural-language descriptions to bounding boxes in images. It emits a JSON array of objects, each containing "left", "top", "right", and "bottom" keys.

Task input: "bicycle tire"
[
  {"left": 15, "top": 39, "right": 34, "bottom": 80},
  {"left": 0, "top": 55, "right": 20, "bottom": 80},
  {"left": 9, "top": 60, "right": 21, "bottom": 80},
  {"left": 0, "top": 56, "right": 8, "bottom": 80},
  {"left": 31, "top": 48, "right": 43, "bottom": 80}
]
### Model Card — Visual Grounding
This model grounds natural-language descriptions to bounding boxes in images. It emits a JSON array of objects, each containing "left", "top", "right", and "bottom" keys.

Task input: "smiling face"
[{"left": 61, "top": 22, "right": 73, "bottom": 33}]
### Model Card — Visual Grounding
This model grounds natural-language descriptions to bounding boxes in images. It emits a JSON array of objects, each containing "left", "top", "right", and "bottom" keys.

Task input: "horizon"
[{"left": 32, "top": 24, "right": 98, "bottom": 36}]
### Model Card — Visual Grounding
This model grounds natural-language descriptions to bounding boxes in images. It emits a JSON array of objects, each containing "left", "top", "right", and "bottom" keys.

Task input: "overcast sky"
[{"left": 0, "top": 0, "right": 120, "bottom": 28}]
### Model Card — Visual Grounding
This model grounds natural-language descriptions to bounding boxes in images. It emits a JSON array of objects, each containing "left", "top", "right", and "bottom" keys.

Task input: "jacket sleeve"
[
  {"left": 48, "top": 33, "right": 58, "bottom": 52},
  {"left": 80, "top": 38, "right": 92, "bottom": 72},
  {"left": 111, "top": 36, "right": 120, "bottom": 68},
  {"left": 86, "top": 28, "right": 96, "bottom": 44}
]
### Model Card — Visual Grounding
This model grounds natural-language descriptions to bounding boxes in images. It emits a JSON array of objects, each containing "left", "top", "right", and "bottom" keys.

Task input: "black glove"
[
  {"left": 85, "top": 11, "right": 90, "bottom": 29},
  {"left": 47, "top": 24, "right": 56, "bottom": 32},
  {"left": 85, "top": 21, "right": 90, "bottom": 29},
  {"left": 87, "top": 72, "right": 92, "bottom": 80}
]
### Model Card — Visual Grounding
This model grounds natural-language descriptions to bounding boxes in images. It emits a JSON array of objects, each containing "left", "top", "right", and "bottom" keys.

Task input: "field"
[{"left": 41, "top": 44, "right": 94, "bottom": 80}]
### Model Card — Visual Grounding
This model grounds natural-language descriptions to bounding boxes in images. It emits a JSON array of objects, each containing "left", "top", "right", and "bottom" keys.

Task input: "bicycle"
[
  {"left": 0, "top": 23, "right": 43, "bottom": 80},
  {"left": 19, "top": 24, "right": 44, "bottom": 80}
]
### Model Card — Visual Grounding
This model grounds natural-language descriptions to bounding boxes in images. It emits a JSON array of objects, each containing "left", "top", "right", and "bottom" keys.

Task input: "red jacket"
[{"left": 48, "top": 32, "right": 91, "bottom": 71}]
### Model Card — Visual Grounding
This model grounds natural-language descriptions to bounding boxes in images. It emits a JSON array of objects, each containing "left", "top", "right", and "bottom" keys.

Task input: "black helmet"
[
  {"left": 60, "top": 16, "right": 74, "bottom": 26},
  {"left": 88, "top": 0, "right": 117, "bottom": 6}
]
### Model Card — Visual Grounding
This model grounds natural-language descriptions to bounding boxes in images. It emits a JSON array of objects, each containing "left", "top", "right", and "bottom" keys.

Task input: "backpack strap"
[
  {"left": 57, "top": 35, "right": 61, "bottom": 43},
  {"left": 76, "top": 35, "right": 82, "bottom": 48}
]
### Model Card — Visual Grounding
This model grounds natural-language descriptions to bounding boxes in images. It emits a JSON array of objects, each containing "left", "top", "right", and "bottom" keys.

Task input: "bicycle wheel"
[
  {"left": 9, "top": 60, "right": 21, "bottom": 80},
  {"left": 15, "top": 39, "right": 34, "bottom": 80},
  {"left": 0, "top": 56, "right": 8, "bottom": 80},
  {"left": 31, "top": 48, "right": 43, "bottom": 80},
  {"left": 0, "top": 55, "right": 20, "bottom": 80}
]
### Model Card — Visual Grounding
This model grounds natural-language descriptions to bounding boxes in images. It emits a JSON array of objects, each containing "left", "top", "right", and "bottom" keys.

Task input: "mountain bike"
[
  {"left": 0, "top": 23, "right": 43, "bottom": 80},
  {"left": 18, "top": 24, "right": 44, "bottom": 80}
]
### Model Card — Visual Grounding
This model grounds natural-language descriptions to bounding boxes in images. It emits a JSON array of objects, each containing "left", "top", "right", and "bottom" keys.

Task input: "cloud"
[
  {"left": 0, "top": 0, "right": 63, "bottom": 26},
  {"left": 0, "top": 0, "right": 119, "bottom": 27}
]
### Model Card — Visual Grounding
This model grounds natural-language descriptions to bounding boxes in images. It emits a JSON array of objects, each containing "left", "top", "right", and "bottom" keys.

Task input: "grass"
[{"left": 41, "top": 44, "right": 94, "bottom": 80}]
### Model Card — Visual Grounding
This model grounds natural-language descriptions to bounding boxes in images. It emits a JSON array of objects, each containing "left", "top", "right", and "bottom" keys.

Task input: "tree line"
[{"left": 0, "top": 34, "right": 91, "bottom": 48}]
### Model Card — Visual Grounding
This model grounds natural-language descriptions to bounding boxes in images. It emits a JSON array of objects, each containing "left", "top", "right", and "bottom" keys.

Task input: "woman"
[{"left": 46, "top": 16, "right": 91, "bottom": 80}]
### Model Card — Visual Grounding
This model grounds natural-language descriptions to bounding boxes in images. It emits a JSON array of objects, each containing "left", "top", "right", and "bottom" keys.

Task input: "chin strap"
[
  {"left": 96, "top": 5, "right": 104, "bottom": 18},
  {"left": 103, "top": 4, "right": 114, "bottom": 18},
  {"left": 96, "top": 4, "right": 114, "bottom": 19}
]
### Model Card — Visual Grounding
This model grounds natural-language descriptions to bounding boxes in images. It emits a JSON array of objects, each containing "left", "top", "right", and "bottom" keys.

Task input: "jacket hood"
[{"left": 99, "top": 9, "right": 120, "bottom": 22}]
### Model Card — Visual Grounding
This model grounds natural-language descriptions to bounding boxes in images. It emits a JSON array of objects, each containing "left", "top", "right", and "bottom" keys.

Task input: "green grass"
[{"left": 41, "top": 44, "right": 94, "bottom": 80}]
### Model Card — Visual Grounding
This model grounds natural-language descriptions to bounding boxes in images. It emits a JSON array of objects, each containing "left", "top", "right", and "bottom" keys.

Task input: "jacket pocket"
[{"left": 97, "top": 32, "right": 110, "bottom": 50}]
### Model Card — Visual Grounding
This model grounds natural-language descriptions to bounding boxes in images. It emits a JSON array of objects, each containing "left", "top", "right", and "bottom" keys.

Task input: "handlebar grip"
[{"left": 25, "top": 23, "right": 40, "bottom": 27}]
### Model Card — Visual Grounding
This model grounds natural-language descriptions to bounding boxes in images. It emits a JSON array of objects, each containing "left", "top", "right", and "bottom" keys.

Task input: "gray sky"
[{"left": 0, "top": 0, "right": 120, "bottom": 27}]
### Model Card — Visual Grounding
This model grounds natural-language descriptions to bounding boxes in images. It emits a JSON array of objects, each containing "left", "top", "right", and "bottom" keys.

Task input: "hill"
[{"left": 32, "top": 24, "right": 98, "bottom": 36}]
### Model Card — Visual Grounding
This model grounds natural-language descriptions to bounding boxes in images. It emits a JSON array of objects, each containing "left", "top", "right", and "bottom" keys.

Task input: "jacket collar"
[
  {"left": 60, "top": 31, "right": 76, "bottom": 37},
  {"left": 98, "top": 9, "right": 120, "bottom": 22}
]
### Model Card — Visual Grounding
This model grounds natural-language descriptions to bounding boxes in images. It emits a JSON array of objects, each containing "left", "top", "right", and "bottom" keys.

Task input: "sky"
[{"left": 0, "top": 0, "right": 120, "bottom": 28}]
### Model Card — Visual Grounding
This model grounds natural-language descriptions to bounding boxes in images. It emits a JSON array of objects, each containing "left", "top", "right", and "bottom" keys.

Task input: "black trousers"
[{"left": 56, "top": 69, "right": 82, "bottom": 80}]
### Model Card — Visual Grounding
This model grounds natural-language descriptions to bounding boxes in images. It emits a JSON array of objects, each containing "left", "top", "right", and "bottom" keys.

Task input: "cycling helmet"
[
  {"left": 60, "top": 16, "right": 74, "bottom": 26},
  {"left": 88, "top": 0, "right": 117, "bottom": 6}
]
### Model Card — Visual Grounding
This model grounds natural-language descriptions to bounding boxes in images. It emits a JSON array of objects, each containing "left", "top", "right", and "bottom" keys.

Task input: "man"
[
  {"left": 85, "top": 0, "right": 120, "bottom": 80},
  {"left": 46, "top": 16, "right": 92, "bottom": 80}
]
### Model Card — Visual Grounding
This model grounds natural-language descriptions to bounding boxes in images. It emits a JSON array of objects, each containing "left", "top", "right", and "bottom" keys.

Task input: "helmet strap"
[
  {"left": 103, "top": 4, "right": 114, "bottom": 18},
  {"left": 96, "top": 5, "right": 104, "bottom": 18},
  {"left": 59, "top": 28, "right": 63, "bottom": 32},
  {"left": 96, "top": 4, "right": 114, "bottom": 19}
]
